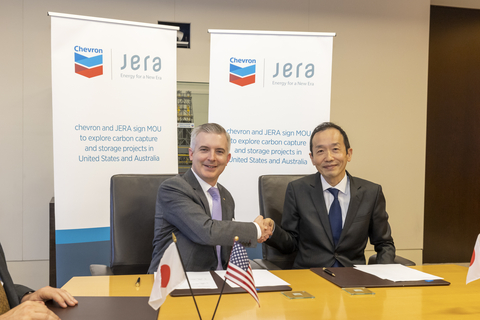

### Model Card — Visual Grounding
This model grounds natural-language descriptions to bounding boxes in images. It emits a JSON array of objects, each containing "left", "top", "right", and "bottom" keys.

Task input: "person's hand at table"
[
  {"left": 0, "top": 301, "right": 59, "bottom": 320},
  {"left": 21, "top": 286, "right": 78, "bottom": 308}
]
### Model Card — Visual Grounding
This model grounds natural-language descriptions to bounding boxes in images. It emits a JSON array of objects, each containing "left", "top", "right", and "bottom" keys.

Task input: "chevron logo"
[
  {"left": 75, "top": 53, "right": 103, "bottom": 78},
  {"left": 229, "top": 64, "right": 256, "bottom": 87}
]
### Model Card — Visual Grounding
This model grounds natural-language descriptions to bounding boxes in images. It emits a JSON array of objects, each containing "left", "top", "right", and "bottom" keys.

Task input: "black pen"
[
  {"left": 323, "top": 267, "right": 336, "bottom": 277},
  {"left": 135, "top": 277, "right": 141, "bottom": 287}
]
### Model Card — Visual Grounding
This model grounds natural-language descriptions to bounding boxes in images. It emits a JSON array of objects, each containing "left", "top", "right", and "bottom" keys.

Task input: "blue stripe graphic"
[
  {"left": 74, "top": 53, "right": 103, "bottom": 68},
  {"left": 56, "top": 227, "right": 110, "bottom": 244},
  {"left": 230, "top": 64, "right": 256, "bottom": 77}
]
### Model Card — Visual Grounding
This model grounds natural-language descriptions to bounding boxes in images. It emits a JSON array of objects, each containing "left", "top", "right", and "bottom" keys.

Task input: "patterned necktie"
[
  {"left": 328, "top": 188, "right": 343, "bottom": 267},
  {"left": 0, "top": 283, "right": 10, "bottom": 315},
  {"left": 208, "top": 187, "right": 223, "bottom": 270}
]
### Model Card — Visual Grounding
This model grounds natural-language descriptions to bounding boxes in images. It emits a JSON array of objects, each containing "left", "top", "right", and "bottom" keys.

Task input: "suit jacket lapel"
[
  {"left": 340, "top": 173, "right": 364, "bottom": 243},
  {"left": 184, "top": 169, "right": 220, "bottom": 266},
  {"left": 217, "top": 185, "right": 228, "bottom": 221},
  {"left": 183, "top": 169, "right": 211, "bottom": 217},
  {"left": 310, "top": 173, "right": 335, "bottom": 246}
]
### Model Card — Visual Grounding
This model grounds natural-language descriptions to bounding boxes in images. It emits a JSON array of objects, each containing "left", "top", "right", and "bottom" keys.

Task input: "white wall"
[{"left": 1, "top": 0, "right": 433, "bottom": 288}]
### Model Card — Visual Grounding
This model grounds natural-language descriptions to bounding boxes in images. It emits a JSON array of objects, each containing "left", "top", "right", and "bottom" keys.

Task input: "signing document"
[
  {"left": 354, "top": 264, "right": 443, "bottom": 282},
  {"left": 175, "top": 272, "right": 218, "bottom": 290},
  {"left": 216, "top": 269, "right": 290, "bottom": 288},
  {"left": 172, "top": 270, "right": 290, "bottom": 289}
]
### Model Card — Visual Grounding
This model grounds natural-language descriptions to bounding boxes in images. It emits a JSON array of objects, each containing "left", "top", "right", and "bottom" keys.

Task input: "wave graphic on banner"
[
  {"left": 75, "top": 53, "right": 103, "bottom": 78},
  {"left": 229, "top": 64, "right": 255, "bottom": 86}
]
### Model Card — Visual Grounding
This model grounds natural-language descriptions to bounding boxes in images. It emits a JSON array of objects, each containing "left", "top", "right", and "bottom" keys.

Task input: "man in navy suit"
[
  {"left": 267, "top": 122, "right": 395, "bottom": 268},
  {"left": 0, "top": 243, "right": 77, "bottom": 319}
]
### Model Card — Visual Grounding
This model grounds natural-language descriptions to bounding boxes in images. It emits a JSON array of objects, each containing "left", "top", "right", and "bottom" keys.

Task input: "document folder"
[
  {"left": 46, "top": 297, "right": 157, "bottom": 320},
  {"left": 311, "top": 267, "right": 450, "bottom": 288}
]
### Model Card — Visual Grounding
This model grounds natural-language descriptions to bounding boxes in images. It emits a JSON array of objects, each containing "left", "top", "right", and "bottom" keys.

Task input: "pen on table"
[
  {"left": 135, "top": 277, "right": 141, "bottom": 287},
  {"left": 323, "top": 267, "right": 335, "bottom": 277}
]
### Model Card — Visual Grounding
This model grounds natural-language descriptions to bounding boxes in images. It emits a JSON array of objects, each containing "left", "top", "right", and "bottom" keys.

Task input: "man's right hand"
[
  {"left": 0, "top": 301, "right": 59, "bottom": 320},
  {"left": 254, "top": 215, "right": 273, "bottom": 243}
]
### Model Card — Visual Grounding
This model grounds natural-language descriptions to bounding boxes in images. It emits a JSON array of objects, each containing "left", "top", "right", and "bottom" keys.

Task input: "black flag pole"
[
  {"left": 172, "top": 233, "right": 202, "bottom": 320},
  {"left": 211, "top": 236, "right": 237, "bottom": 320}
]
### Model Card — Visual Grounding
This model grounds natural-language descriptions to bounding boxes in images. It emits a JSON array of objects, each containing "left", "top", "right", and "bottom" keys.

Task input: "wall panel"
[{"left": 424, "top": 5, "right": 480, "bottom": 263}]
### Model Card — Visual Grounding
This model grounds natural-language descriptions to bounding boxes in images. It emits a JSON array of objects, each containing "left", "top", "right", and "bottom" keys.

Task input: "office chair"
[
  {"left": 90, "top": 174, "right": 175, "bottom": 275},
  {"left": 254, "top": 174, "right": 306, "bottom": 270}
]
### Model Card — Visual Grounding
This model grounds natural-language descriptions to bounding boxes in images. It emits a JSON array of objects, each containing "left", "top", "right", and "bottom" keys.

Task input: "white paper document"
[
  {"left": 215, "top": 269, "right": 290, "bottom": 288},
  {"left": 175, "top": 271, "right": 218, "bottom": 290},
  {"left": 354, "top": 264, "right": 443, "bottom": 282}
]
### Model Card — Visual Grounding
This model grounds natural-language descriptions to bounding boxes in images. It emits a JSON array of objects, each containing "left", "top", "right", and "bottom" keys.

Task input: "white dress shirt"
[{"left": 191, "top": 170, "right": 261, "bottom": 238}]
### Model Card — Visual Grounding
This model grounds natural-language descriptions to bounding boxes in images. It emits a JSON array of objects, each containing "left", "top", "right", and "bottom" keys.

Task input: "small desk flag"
[
  {"left": 149, "top": 242, "right": 186, "bottom": 309},
  {"left": 467, "top": 234, "right": 480, "bottom": 284},
  {"left": 225, "top": 240, "right": 260, "bottom": 306}
]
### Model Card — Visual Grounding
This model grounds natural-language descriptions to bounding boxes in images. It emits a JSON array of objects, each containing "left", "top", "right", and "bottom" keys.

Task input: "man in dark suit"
[
  {"left": 0, "top": 243, "right": 77, "bottom": 319},
  {"left": 148, "top": 123, "right": 272, "bottom": 273},
  {"left": 267, "top": 122, "right": 395, "bottom": 268}
]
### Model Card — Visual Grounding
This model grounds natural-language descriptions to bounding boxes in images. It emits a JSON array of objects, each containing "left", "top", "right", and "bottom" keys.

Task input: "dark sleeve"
[
  {"left": 265, "top": 182, "right": 299, "bottom": 254},
  {"left": 161, "top": 179, "right": 256, "bottom": 246},
  {"left": 369, "top": 185, "right": 396, "bottom": 263},
  {"left": 0, "top": 243, "right": 34, "bottom": 307},
  {"left": 15, "top": 284, "right": 34, "bottom": 302}
]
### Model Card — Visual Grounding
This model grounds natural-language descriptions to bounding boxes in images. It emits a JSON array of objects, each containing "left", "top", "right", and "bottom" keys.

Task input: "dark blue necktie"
[{"left": 328, "top": 188, "right": 343, "bottom": 267}]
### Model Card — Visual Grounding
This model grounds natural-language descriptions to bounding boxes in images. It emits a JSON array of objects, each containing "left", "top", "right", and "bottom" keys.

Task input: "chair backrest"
[
  {"left": 258, "top": 174, "right": 306, "bottom": 269},
  {"left": 110, "top": 174, "right": 175, "bottom": 274}
]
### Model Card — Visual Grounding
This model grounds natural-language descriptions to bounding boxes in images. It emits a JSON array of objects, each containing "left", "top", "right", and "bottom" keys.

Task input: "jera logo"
[
  {"left": 74, "top": 46, "right": 103, "bottom": 78},
  {"left": 120, "top": 54, "right": 161, "bottom": 72},
  {"left": 273, "top": 62, "right": 314, "bottom": 78}
]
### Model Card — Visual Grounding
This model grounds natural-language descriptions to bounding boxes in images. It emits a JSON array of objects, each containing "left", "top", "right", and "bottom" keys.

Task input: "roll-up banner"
[
  {"left": 50, "top": 12, "right": 178, "bottom": 286},
  {"left": 208, "top": 30, "right": 335, "bottom": 255}
]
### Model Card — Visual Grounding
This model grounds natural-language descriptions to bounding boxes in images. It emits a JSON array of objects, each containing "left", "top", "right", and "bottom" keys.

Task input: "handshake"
[{"left": 254, "top": 216, "right": 275, "bottom": 243}]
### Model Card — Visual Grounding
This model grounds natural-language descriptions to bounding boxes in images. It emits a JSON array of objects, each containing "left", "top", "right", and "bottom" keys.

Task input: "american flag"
[{"left": 225, "top": 240, "right": 260, "bottom": 306}]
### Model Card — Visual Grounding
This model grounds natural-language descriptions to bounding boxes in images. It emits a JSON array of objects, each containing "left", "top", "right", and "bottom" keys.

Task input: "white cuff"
[{"left": 253, "top": 222, "right": 261, "bottom": 239}]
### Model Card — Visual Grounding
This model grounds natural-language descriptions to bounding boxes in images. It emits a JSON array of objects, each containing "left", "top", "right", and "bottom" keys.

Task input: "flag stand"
[
  {"left": 213, "top": 236, "right": 261, "bottom": 320},
  {"left": 172, "top": 233, "right": 203, "bottom": 320},
  {"left": 211, "top": 236, "right": 238, "bottom": 320},
  {"left": 211, "top": 277, "right": 227, "bottom": 320}
]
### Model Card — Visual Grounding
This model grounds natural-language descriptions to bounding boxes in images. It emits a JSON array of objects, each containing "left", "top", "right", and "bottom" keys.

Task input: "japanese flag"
[
  {"left": 149, "top": 242, "right": 186, "bottom": 309},
  {"left": 466, "top": 234, "right": 480, "bottom": 284}
]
